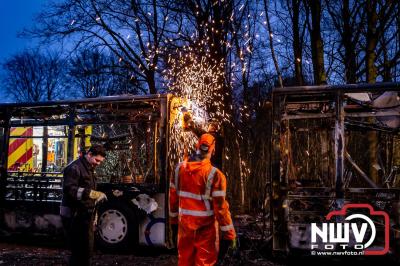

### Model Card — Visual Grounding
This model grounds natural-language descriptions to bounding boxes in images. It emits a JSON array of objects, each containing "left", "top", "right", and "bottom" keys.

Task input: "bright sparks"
[{"left": 165, "top": 42, "right": 229, "bottom": 164}]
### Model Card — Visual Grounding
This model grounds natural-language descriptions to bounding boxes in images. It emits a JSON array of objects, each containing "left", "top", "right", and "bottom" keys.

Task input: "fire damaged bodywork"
[
  {"left": 0, "top": 94, "right": 180, "bottom": 249},
  {"left": 271, "top": 83, "right": 400, "bottom": 255}
]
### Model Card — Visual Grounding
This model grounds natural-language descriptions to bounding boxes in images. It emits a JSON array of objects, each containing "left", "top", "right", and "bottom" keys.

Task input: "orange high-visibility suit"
[{"left": 169, "top": 158, "right": 236, "bottom": 266}]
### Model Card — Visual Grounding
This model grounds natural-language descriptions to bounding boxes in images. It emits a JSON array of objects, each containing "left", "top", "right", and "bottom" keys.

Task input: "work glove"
[
  {"left": 230, "top": 238, "right": 237, "bottom": 249},
  {"left": 183, "top": 112, "right": 192, "bottom": 123},
  {"left": 218, "top": 238, "right": 237, "bottom": 262},
  {"left": 182, "top": 112, "right": 194, "bottom": 130},
  {"left": 89, "top": 190, "right": 107, "bottom": 204}
]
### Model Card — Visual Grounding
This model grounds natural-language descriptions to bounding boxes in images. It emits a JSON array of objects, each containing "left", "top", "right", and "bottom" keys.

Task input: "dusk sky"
[
  {"left": 0, "top": 0, "right": 49, "bottom": 100},
  {"left": 0, "top": 1, "right": 49, "bottom": 61}
]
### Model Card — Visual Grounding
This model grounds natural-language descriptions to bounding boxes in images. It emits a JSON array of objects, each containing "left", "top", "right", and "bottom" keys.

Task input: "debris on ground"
[{"left": 0, "top": 242, "right": 177, "bottom": 266}]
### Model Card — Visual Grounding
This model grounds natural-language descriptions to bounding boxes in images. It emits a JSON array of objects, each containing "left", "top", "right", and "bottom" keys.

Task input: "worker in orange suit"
[{"left": 169, "top": 133, "right": 236, "bottom": 266}]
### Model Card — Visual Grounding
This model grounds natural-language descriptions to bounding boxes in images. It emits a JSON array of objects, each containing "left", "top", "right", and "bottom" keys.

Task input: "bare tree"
[
  {"left": 374, "top": 1, "right": 399, "bottom": 82},
  {"left": 363, "top": 0, "right": 397, "bottom": 83},
  {"left": 263, "top": 0, "right": 283, "bottom": 88},
  {"left": 325, "top": 0, "right": 364, "bottom": 83},
  {"left": 68, "top": 49, "right": 142, "bottom": 97},
  {"left": 282, "top": 0, "right": 307, "bottom": 85},
  {"left": 305, "top": 0, "right": 327, "bottom": 84},
  {"left": 1, "top": 50, "right": 65, "bottom": 102},
  {"left": 69, "top": 49, "right": 110, "bottom": 97},
  {"left": 25, "top": 0, "right": 173, "bottom": 94}
]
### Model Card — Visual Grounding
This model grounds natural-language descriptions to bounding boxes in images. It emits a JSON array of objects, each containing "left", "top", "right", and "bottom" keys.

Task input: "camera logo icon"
[{"left": 310, "top": 203, "right": 389, "bottom": 255}]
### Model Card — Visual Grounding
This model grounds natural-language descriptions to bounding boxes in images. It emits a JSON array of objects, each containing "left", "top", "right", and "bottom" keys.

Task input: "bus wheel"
[{"left": 95, "top": 201, "right": 138, "bottom": 252}]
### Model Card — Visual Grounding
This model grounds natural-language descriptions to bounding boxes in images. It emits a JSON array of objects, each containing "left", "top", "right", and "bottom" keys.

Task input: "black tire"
[{"left": 95, "top": 201, "right": 138, "bottom": 252}]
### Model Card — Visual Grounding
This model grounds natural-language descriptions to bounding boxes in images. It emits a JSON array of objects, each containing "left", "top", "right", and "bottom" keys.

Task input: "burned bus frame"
[
  {"left": 271, "top": 83, "right": 400, "bottom": 254},
  {"left": 0, "top": 94, "right": 180, "bottom": 249}
]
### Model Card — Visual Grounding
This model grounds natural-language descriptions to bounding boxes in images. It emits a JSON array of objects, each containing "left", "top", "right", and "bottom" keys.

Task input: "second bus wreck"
[{"left": 271, "top": 83, "right": 400, "bottom": 255}]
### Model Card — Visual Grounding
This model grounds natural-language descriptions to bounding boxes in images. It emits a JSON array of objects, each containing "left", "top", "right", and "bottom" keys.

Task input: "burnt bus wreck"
[
  {"left": 0, "top": 94, "right": 186, "bottom": 250},
  {"left": 271, "top": 83, "right": 400, "bottom": 255},
  {"left": 1, "top": 83, "right": 400, "bottom": 256}
]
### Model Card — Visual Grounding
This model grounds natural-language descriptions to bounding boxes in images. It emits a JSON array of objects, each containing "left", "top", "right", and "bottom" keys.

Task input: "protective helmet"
[{"left": 196, "top": 133, "right": 216, "bottom": 154}]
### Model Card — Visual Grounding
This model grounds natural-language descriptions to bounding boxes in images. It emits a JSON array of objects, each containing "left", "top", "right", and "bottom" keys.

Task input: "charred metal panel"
[
  {"left": 335, "top": 91, "right": 345, "bottom": 198},
  {"left": 5, "top": 172, "right": 62, "bottom": 202},
  {"left": 271, "top": 93, "right": 287, "bottom": 251},
  {"left": 0, "top": 95, "right": 171, "bottom": 242},
  {"left": 67, "top": 105, "right": 76, "bottom": 164},
  {"left": 287, "top": 188, "right": 334, "bottom": 249},
  {"left": 0, "top": 112, "right": 10, "bottom": 205},
  {"left": 2, "top": 201, "right": 63, "bottom": 235},
  {"left": 271, "top": 83, "right": 400, "bottom": 254},
  {"left": 4, "top": 211, "right": 62, "bottom": 233}
]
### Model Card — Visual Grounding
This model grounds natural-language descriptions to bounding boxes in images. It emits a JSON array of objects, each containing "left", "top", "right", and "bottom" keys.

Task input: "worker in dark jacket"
[{"left": 60, "top": 144, "right": 107, "bottom": 266}]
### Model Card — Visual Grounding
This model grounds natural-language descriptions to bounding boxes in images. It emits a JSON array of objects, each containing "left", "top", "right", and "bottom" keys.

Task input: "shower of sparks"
[
  {"left": 168, "top": 108, "right": 199, "bottom": 164},
  {"left": 165, "top": 42, "right": 229, "bottom": 165},
  {"left": 63, "top": 3, "right": 282, "bottom": 185}
]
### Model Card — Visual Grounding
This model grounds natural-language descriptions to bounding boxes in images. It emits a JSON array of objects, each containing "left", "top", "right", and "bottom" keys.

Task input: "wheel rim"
[{"left": 98, "top": 209, "right": 128, "bottom": 244}]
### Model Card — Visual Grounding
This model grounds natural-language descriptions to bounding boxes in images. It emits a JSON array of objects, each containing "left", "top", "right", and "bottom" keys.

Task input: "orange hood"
[{"left": 184, "top": 158, "right": 212, "bottom": 174}]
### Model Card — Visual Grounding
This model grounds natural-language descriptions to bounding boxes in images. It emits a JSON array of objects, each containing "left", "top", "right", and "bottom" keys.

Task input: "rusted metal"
[
  {"left": 0, "top": 94, "right": 169, "bottom": 108},
  {"left": 0, "top": 94, "right": 171, "bottom": 239},
  {"left": 270, "top": 93, "right": 287, "bottom": 252},
  {"left": 334, "top": 91, "right": 345, "bottom": 198},
  {"left": 345, "top": 152, "right": 378, "bottom": 188},
  {"left": 273, "top": 82, "right": 400, "bottom": 95},
  {"left": 67, "top": 106, "right": 76, "bottom": 164},
  {"left": 0, "top": 111, "right": 10, "bottom": 204},
  {"left": 271, "top": 82, "right": 400, "bottom": 254}
]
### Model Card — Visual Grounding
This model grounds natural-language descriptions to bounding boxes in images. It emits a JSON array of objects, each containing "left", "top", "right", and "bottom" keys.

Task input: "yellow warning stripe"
[
  {"left": 8, "top": 139, "right": 33, "bottom": 169},
  {"left": 9, "top": 127, "right": 30, "bottom": 146}
]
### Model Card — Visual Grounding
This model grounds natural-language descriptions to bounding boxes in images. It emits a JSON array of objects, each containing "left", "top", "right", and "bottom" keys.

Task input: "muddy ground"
[
  {"left": 0, "top": 214, "right": 282, "bottom": 266},
  {"left": 0, "top": 242, "right": 176, "bottom": 266},
  {"left": 0, "top": 239, "right": 398, "bottom": 266},
  {"left": 0, "top": 214, "right": 398, "bottom": 265},
  {"left": 0, "top": 241, "right": 282, "bottom": 266}
]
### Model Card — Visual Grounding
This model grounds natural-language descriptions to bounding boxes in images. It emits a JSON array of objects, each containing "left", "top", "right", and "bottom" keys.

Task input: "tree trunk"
[
  {"left": 366, "top": 0, "right": 379, "bottom": 184},
  {"left": 146, "top": 70, "right": 157, "bottom": 94},
  {"left": 366, "top": 0, "right": 378, "bottom": 83},
  {"left": 292, "top": 0, "right": 304, "bottom": 85},
  {"left": 308, "top": 0, "right": 327, "bottom": 85},
  {"left": 382, "top": 38, "right": 392, "bottom": 81},
  {"left": 342, "top": 0, "right": 357, "bottom": 83},
  {"left": 264, "top": 0, "right": 283, "bottom": 88}
]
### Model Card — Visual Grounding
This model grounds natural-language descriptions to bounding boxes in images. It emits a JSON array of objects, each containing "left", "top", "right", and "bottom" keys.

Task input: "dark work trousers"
[{"left": 62, "top": 210, "right": 94, "bottom": 266}]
